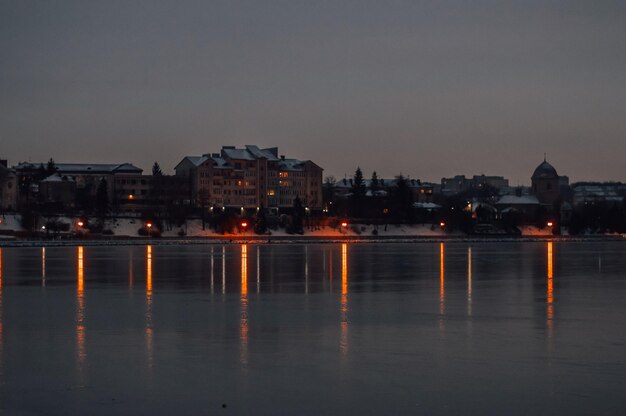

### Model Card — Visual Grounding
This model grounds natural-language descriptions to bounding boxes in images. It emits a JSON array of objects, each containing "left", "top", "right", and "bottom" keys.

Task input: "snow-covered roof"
[
  {"left": 222, "top": 147, "right": 255, "bottom": 160},
  {"left": 245, "top": 145, "right": 279, "bottom": 161},
  {"left": 334, "top": 178, "right": 431, "bottom": 189},
  {"left": 186, "top": 156, "right": 209, "bottom": 167},
  {"left": 210, "top": 157, "right": 230, "bottom": 168},
  {"left": 41, "top": 173, "right": 75, "bottom": 182},
  {"left": 496, "top": 195, "right": 539, "bottom": 205},
  {"left": 15, "top": 162, "right": 142, "bottom": 174},
  {"left": 278, "top": 159, "right": 305, "bottom": 171},
  {"left": 413, "top": 202, "right": 441, "bottom": 210},
  {"left": 532, "top": 160, "right": 558, "bottom": 180}
]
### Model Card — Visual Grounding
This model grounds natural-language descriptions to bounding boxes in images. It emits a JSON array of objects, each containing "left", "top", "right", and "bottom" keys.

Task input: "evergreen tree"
[
  {"left": 46, "top": 158, "right": 56, "bottom": 176},
  {"left": 96, "top": 178, "right": 109, "bottom": 217},
  {"left": 254, "top": 206, "right": 268, "bottom": 234},
  {"left": 290, "top": 196, "right": 305, "bottom": 234},
  {"left": 392, "top": 174, "right": 413, "bottom": 222},
  {"left": 350, "top": 167, "right": 366, "bottom": 218},
  {"left": 370, "top": 171, "right": 379, "bottom": 192},
  {"left": 152, "top": 162, "right": 163, "bottom": 176}
]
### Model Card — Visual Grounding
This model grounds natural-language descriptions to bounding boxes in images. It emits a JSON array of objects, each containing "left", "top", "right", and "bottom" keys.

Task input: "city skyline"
[{"left": 2, "top": 1, "right": 626, "bottom": 183}]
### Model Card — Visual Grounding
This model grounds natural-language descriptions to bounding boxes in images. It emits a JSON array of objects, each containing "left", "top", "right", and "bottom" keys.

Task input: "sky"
[{"left": 1, "top": 1, "right": 625, "bottom": 184}]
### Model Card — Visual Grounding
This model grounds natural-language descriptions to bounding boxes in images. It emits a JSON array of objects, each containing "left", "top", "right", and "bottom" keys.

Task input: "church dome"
[{"left": 532, "top": 160, "right": 558, "bottom": 180}]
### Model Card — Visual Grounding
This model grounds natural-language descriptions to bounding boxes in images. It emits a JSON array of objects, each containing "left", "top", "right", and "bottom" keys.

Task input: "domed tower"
[{"left": 531, "top": 158, "right": 560, "bottom": 204}]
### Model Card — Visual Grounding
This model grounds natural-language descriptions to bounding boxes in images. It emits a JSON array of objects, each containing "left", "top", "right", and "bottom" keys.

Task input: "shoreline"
[{"left": 1, "top": 234, "right": 624, "bottom": 247}]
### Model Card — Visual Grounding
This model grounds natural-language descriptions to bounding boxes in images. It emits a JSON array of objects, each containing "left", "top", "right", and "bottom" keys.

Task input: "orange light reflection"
[
  {"left": 240, "top": 245, "right": 249, "bottom": 366},
  {"left": 340, "top": 243, "right": 348, "bottom": 356},
  {"left": 146, "top": 245, "right": 153, "bottom": 368},
  {"left": 547, "top": 242, "right": 554, "bottom": 335},
  {"left": 76, "top": 246, "right": 86, "bottom": 371},
  {"left": 440, "top": 243, "right": 445, "bottom": 314}
]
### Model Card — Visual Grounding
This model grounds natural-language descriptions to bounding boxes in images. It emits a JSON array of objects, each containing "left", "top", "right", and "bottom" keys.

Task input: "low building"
[
  {"left": 495, "top": 194, "right": 540, "bottom": 218},
  {"left": 39, "top": 173, "right": 76, "bottom": 208},
  {"left": 14, "top": 162, "right": 143, "bottom": 210},
  {"left": 572, "top": 184, "right": 626, "bottom": 207},
  {"left": 114, "top": 174, "right": 190, "bottom": 212}
]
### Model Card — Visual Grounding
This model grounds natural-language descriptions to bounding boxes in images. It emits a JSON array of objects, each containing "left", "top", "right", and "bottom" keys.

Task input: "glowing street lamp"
[
  {"left": 440, "top": 221, "right": 446, "bottom": 228},
  {"left": 547, "top": 221, "right": 554, "bottom": 228},
  {"left": 240, "top": 221, "right": 248, "bottom": 233},
  {"left": 77, "top": 220, "right": 84, "bottom": 228}
]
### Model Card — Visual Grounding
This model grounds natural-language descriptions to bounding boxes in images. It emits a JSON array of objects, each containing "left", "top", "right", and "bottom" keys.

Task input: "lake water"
[{"left": 0, "top": 242, "right": 625, "bottom": 415}]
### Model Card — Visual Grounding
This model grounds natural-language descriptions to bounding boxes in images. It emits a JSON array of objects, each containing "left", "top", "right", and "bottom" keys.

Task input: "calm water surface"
[{"left": 0, "top": 242, "right": 625, "bottom": 415}]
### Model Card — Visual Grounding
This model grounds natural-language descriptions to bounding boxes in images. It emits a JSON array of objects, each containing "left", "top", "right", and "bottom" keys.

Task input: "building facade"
[
  {"left": 531, "top": 159, "right": 563, "bottom": 205},
  {"left": 175, "top": 145, "right": 323, "bottom": 210}
]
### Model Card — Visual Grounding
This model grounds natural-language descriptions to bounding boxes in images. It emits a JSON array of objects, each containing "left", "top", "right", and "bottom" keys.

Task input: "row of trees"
[{"left": 324, "top": 168, "right": 417, "bottom": 222}]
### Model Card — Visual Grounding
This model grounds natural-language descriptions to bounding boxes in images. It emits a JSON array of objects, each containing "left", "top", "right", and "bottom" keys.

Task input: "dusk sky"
[{"left": 1, "top": 1, "right": 625, "bottom": 184}]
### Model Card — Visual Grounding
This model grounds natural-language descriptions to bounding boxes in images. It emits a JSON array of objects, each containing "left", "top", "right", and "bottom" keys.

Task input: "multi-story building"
[
  {"left": 175, "top": 145, "right": 323, "bottom": 210},
  {"left": 14, "top": 162, "right": 143, "bottom": 203},
  {"left": 114, "top": 174, "right": 190, "bottom": 212},
  {"left": 441, "top": 174, "right": 509, "bottom": 195}
]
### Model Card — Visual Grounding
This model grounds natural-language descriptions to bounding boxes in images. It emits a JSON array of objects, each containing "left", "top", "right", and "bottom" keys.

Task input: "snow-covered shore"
[{"left": 1, "top": 214, "right": 624, "bottom": 247}]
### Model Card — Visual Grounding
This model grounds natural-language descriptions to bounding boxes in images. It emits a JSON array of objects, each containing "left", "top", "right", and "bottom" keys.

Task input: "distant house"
[
  {"left": 496, "top": 194, "right": 540, "bottom": 218},
  {"left": 39, "top": 173, "right": 76, "bottom": 208},
  {"left": 14, "top": 162, "right": 143, "bottom": 211}
]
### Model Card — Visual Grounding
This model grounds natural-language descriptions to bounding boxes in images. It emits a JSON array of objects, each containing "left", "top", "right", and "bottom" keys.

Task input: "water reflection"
[
  {"left": 467, "top": 247, "right": 472, "bottom": 317},
  {"left": 240, "top": 245, "right": 249, "bottom": 366},
  {"left": 129, "top": 250, "right": 133, "bottom": 289},
  {"left": 439, "top": 243, "right": 445, "bottom": 332},
  {"left": 547, "top": 241, "right": 554, "bottom": 338},
  {"left": 146, "top": 245, "right": 153, "bottom": 368},
  {"left": 256, "top": 246, "right": 260, "bottom": 294},
  {"left": 76, "top": 246, "right": 86, "bottom": 377},
  {"left": 222, "top": 246, "right": 226, "bottom": 295},
  {"left": 0, "top": 247, "right": 3, "bottom": 380},
  {"left": 329, "top": 250, "right": 333, "bottom": 293},
  {"left": 305, "top": 245, "right": 309, "bottom": 294},
  {"left": 41, "top": 247, "right": 46, "bottom": 286},
  {"left": 340, "top": 244, "right": 348, "bottom": 356},
  {"left": 210, "top": 246, "right": 214, "bottom": 294}
]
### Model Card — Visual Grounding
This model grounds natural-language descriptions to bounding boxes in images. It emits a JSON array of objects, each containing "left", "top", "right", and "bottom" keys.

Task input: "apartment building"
[{"left": 175, "top": 145, "right": 323, "bottom": 210}]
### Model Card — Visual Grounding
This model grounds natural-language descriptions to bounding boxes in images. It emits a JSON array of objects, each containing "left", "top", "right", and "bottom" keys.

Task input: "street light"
[
  {"left": 547, "top": 221, "right": 554, "bottom": 228},
  {"left": 77, "top": 220, "right": 84, "bottom": 228},
  {"left": 241, "top": 221, "right": 248, "bottom": 233},
  {"left": 440, "top": 221, "right": 446, "bottom": 228}
]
